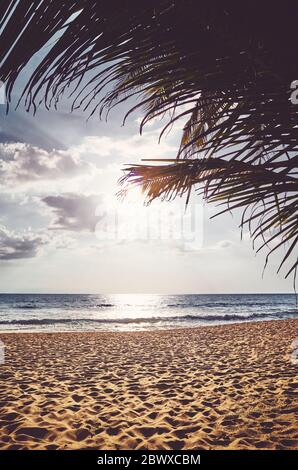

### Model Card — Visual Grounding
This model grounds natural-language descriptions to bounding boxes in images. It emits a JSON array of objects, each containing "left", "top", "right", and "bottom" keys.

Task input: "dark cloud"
[
  {"left": 0, "top": 226, "right": 47, "bottom": 260},
  {"left": 42, "top": 193, "right": 102, "bottom": 232},
  {"left": 0, "top": 142, "right": 92, "bottom": 185}
]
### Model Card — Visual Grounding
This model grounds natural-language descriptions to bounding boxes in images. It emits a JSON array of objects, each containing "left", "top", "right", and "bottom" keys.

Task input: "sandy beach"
[{"left": 0, "top": 319, "right": 297, "bottom": 450}]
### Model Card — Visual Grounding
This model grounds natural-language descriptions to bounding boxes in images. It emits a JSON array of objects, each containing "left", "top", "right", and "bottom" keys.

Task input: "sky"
[{"left": 0, "top": 71, "right": 293, "bottom": 293}]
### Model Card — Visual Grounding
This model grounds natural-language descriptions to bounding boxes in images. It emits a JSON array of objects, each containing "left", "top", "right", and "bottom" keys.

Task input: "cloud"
[
  {"left": 68, "top": 128, "right": 178, "bottom": 168},
  {"left": 0, "top": 142, "right": 93, "bottom": 187},
  {"left": 42, "top": 193, "right": 103, "bottom": 232},
  {"left": 0, "top": 226, "right": 47, "bottom": 260},
  {"left": 177, "top": 238, "right": 233, "bottom": 254}
]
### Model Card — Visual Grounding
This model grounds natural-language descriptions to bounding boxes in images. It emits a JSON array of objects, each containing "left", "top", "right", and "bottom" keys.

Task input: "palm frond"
[{"left": 0, "top": 1, "right": 297, "bottom": 278}]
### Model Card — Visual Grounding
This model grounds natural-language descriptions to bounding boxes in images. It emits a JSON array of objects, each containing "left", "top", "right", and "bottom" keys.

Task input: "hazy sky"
[{"left": 0, "top": 79, "right": 293, "bottom": 293}]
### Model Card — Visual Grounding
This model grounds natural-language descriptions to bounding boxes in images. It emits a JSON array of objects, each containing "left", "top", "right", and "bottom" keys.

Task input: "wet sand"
[{"left": 0, "top": 319, "right": 297, "bottom": 450}]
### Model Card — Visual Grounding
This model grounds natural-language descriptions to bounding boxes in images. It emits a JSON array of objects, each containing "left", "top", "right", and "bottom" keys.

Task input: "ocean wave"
[
  {"left": 16, "top": 304, "right": 40, "bottom": 309},
  {"left": 166, "top": 301, "right": 291, "bottom": 308},
  {"left": 0, "top": 311, "right": 296, "bottom": 326},
  {"left": 13, "top": 301, "right": 296, "bottom": 311},
  {"left": 96, "top": 304, "right": 114, "bottom": 308},
  {"left": 15, "top": 302, "right": 115, "bottom": 310}
]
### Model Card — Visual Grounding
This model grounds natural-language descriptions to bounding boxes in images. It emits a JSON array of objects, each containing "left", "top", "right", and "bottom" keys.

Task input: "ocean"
[{"left": 0, "top": 293, "right": 296, "bottom": 332}]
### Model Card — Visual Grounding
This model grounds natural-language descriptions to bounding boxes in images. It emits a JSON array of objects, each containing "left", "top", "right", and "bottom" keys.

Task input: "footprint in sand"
[
  {"left": 15, "top": 427, "right": 49, "bottom": 440},
  {"left": 71, "top": 394, "right": 84, "bottom": 403},
  {"left": 75, "top": 428, "right": 91, "bottom": 441}
]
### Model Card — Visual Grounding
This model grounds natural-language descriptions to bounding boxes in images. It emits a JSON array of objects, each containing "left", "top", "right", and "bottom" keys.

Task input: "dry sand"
[{"left": 0, "top": 319, "right": 297, "bottom": 450}]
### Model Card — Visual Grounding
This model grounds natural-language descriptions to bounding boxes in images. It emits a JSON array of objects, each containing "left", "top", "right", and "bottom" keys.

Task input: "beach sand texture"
[{"left": 0, "top": 319, "right": 297, "bottom": 450}]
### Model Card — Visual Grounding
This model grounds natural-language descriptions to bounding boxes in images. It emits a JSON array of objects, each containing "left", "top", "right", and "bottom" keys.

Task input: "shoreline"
[
  {"left": 0, "top": 316, "right": 296, "bottom": 334},
  {"left": 0, "top": 319, "right": 297, "bottom": 450}
]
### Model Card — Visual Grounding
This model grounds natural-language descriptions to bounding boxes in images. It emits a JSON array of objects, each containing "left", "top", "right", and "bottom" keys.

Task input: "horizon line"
[{"left": 0, "top": 292, "right": 294, "bottom": 296}]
